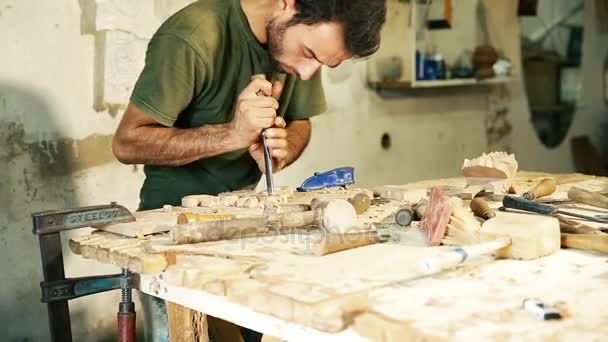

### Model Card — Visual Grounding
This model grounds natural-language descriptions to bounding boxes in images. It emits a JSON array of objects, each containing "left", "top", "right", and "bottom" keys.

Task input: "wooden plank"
[
  {"left": 69, "top": 231, "right": 168, "bottom": 274},
  {"left": 167, "top": 302, "right": 209, "bottom": 342},
  {"left": 96, "top": 209, "right": 178, "bottom": 237}
]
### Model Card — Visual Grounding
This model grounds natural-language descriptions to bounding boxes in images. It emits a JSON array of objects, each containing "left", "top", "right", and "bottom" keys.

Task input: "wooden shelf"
[{"left": 369, "top": 76, "right": 513, "bottom": 90}]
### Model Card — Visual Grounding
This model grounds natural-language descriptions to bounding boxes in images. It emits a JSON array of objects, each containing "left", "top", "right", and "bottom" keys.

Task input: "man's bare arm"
[
  {"left": 284, "top": 119, "right": 311, "bottom": 168},
  {"left": 113, "top": 78, "right": 279, "bottom": 166},
  {"left": 112, "top": 104, "right": 241, "bottom": 166}
]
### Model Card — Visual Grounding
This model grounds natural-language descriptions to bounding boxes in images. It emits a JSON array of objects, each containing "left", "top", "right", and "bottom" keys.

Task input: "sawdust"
[{"left": 424, "top": 297, "right": 447, "bottom": 307}]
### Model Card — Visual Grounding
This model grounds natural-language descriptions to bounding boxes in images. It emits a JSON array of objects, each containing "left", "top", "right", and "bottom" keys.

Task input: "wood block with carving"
[{"left": 462, "top": 152, "right": 518, "bottom": 194}]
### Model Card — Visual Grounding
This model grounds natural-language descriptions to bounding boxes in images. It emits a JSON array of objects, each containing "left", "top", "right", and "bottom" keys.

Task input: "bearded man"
[{"left": 112, "top": 0, "right": 386, "bottom": 340}]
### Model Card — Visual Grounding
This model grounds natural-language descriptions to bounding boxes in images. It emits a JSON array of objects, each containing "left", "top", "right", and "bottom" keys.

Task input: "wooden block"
[
  {"left": 182, "top": 195, "right": 219, "bottom": 208},
  {"left": 69, "top": 231, "right": 168, "bottom": 274},
  {"left": 167, "top": 301, "right": 209, "bottom": 342},
  {"left": 481, "top": 212, "right": 560, "bottom": 260},
  {"left": 96, "top": 209, "right": 178, "bottom": 237}
]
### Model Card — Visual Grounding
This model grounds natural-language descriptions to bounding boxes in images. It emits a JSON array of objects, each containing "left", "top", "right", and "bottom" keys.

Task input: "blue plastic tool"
[{"left": 297, "top": 167, "right": 355, "bottom": 192}]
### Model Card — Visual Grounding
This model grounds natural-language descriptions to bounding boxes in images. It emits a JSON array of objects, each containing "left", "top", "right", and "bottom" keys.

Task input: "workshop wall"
[
  {"left": 0, "top": 0, "right": 605, "bottom": 341},
  {"left": 509, "top": 0, "right": 608, "bottom": 171}
]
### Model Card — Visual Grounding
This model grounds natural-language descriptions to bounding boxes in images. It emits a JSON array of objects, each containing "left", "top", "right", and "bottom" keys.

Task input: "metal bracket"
[{"left": 41, "top": 273, "right": 133, "bottom": 303}]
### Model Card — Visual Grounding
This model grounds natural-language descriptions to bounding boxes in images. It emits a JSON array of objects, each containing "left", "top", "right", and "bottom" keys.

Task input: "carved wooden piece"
[{"left": 462, "top": 152, "right": 518, "bottom": 194}]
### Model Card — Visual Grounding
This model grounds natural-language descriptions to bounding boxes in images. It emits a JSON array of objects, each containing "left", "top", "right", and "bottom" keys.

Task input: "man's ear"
[{"left": 282, "top": 0, "right": 296, "bottom": 11}]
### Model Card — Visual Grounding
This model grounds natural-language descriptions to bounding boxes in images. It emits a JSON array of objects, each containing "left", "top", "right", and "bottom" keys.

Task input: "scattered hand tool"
[
  {"left": 558, "top": 216, "right": 603, "bottom": 235},
  {"left": 561, "top": 233, "right": 608, "bottom": 254},
  {"left": 419, "top": 188, "right": 560, "bottom": 274},
  {"left": 522, "top": 178, "right": 557, "bottom": 200},
  {"left": 311, "top": 231, "right": 385, "bottom": 256},
  {"left": 347, "top": 193, "right": 371, "bottom": 215},
  {"left": 297, "top": 167, "right": 355, "bottom": 192},
  {"left": 567, "top": 187, "right": 608, "bottom": 210},
  {"left": 176, "top": 213, "right": 233, "bottom": 224},
  {"left": 171, "top": 199, "right": 358, "bottom": 244},
  {"left": 470, "top": 198, "right": 496, "bottom": 220},
  {"left": 412, "top": 198, "right": 428, "bottom": 220},
  {"left": 502, "top": 196, "right": 608, "bottom": 224},
  {"left": 395, "top": 206, "right": 414, "bottom": 227},
  {"left": 523, "top": 298, "right": 562, "bottom": 320}
]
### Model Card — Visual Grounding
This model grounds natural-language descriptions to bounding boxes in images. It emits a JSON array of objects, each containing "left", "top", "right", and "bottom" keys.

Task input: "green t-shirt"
[{"left": 130, "top": 0, "right": 327, "bottom": 210}]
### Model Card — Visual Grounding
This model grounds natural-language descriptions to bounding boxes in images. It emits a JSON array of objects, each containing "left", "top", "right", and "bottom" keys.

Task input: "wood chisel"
[
  {"left": 499, "top": 197, "right": 608, "bottom": 254},
  {"left": 251, "top": 73, "right": 285, "bottom": 194},
  {"left": 502, "top": 196, "right": 608, "bottom": 224},
  {"left": 261, "top": 133, "right": 274, "bottom": 194},
  {"left": 567, "top": 187, "right": 608, "bottom": 210}
]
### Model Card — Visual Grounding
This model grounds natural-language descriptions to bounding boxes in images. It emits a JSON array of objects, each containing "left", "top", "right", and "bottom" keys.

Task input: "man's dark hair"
[{"left": 287, "top": 0, "right": 387, "bottom": 59}]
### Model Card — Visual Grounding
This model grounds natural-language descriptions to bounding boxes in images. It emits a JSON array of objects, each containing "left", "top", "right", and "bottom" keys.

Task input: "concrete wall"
[{"left": 0, "top": 0, "right": 605, "bottom": 341}]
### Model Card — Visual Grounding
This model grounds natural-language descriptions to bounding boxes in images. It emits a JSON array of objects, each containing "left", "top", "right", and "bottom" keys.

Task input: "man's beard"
[{"left": 266, "top": 18, "right": 288, "bottom": 73}]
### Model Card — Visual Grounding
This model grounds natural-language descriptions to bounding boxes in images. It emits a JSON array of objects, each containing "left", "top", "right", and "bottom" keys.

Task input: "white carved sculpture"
[{"left": 462, "top": 152, "right": 518, "bottom": 194}]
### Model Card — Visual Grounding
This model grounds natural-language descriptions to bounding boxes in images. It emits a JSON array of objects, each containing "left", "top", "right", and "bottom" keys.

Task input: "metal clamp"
[
  {"left": 41, "top": 272, "right": 133, "bottom": 303},
  {"left": 32, "top": 203, "right": 136, "bottom": 342}
]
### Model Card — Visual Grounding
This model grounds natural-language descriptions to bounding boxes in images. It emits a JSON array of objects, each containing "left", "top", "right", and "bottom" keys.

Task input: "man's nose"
[{"left": 297, "top": 60, "right": 322, "bottom": 80}]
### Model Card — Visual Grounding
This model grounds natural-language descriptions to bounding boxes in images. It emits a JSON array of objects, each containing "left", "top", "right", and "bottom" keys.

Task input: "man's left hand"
[{"left": 248, "top": 117, "right": 289, "bottom": 174}]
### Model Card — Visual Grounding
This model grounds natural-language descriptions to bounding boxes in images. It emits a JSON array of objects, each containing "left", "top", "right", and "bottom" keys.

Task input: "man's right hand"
[{"left": 229, "top": 77, "right": 283, "bottom": 148}]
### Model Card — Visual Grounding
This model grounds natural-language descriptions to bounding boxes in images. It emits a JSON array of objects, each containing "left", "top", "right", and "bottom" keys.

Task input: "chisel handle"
[
  {"left": 502, "top": 196, "right": 557, "bottom": 216},
  {"left": 347, "top": 193, "right": 371, "bottom": 215},
  {"left": 419, "top": 237, "right": 511, "bottom": 274},
  {"left": 561, "top": 233, "right": 608, "bottom": 254},
  {"left": 567, "top": 187, "right": 608, "bottom": 209},
  {"left": 470, "top": 198, "right": 495, "bottom": 220},
  {"left": 395, "top": 206, "right": 414, "bottom": 227},
  {"left": 523, "top": 178, "right": 557, "bottom": 200}
]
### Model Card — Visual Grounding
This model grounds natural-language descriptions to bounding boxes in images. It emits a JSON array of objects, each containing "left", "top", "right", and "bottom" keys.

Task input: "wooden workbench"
[{"left": 70, "top": 172, "right": 608, "bottom": 341}]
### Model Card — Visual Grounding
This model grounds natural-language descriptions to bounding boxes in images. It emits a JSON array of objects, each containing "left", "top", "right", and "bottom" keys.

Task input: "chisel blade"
[{"left": 261, "top": 132, "right": 274, "bottom": 194}]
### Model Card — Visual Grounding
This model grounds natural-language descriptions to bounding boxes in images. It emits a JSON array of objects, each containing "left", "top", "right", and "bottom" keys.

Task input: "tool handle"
[
  {"left": 561, "top": 233, "right": 608, "bottom": 254},
  {"left": 280, "top": 211, "right": 316, "bottom": 228},
  {"left": 118, "top": 312, "right": 136, "bottom": 342},
  {"left": 567, "top": 187, "right": 608, "bottom": 209},
  {"left": 177, "top": 213, "right": 232, "bottom": 224},
  {"left": 502, "top": 196, "right": 557, "bottom": 216},
  {"left": 347, "top": 193, "right": 371, "bottom": 215},
  {"left": 395, "top": 207, "right": 414, "bottom": 227},
  {"left": 558, "top": 216, "right": 601, "bottom": 234},
  {"left": 523, "top": 178, "right": 557, "bottom": 200},
  {"left": 312, "top": 232, "right": 380, "bottom": 256},
  {"left": 413, "top": 199, "right": 428, "bottom": 220},
  {"left": 470, "top": 198, "right": 495, "bottom": 220},
  {"left": 419, "top": 236, "right": 511, "bottom": 274}
]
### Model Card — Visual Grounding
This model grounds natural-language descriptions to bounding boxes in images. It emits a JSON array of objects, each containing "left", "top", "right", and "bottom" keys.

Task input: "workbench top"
[{"left": 70, "top": 172, "right": 608, "bottom": 341}]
